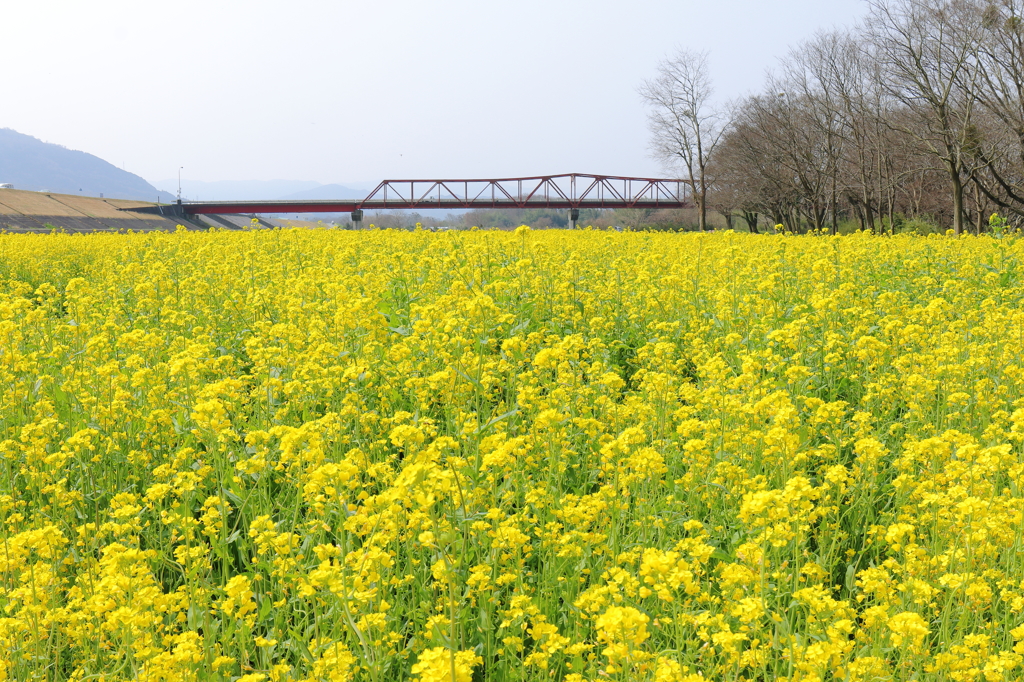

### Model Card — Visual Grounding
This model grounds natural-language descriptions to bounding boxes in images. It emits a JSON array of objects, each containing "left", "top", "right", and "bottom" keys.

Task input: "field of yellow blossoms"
[{"left": 2, "top": 226, "right": 1024, "bottom": 681}]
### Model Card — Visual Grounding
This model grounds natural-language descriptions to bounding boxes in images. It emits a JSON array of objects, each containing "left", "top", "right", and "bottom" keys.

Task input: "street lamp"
[{"left": 178, "top": 167, "right": 184, "bottom": 203}]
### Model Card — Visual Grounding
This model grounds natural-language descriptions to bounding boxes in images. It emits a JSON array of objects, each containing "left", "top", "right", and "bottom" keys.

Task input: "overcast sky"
[{"left": 2, "top": 0, "right": 868, "bottom": 188}]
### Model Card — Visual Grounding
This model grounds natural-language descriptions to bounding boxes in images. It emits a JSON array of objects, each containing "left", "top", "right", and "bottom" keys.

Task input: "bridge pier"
[
  {"left": 570, "top": 208, "right": 580, "bottom": 228},
  {"left": 351, "top": 209, "right": 363, "bottom": 230}
]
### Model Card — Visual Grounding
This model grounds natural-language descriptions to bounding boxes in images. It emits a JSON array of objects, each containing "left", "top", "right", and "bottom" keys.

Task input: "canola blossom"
[{"left": 1, "top": 227, "right": 1024, "bottom": 681}]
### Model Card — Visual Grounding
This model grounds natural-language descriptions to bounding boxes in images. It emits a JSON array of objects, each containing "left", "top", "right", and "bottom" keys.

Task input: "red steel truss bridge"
[{"left": 132, "top": 173, "right": 689, "bottom": 225}]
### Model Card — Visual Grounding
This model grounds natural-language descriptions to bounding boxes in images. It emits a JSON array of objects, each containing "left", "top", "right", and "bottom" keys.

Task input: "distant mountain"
[
  {"left": 0, "top": 128, "right": 174, "bottom": 202},
  {"left": 151, "top": 179, "right": 326, "bottom": 202},
  {"left": 273, "top": 184, "right": 466, "bottom": 220},
  {"left": 277, "top": 184, "right": 372, "bottom": 201}
]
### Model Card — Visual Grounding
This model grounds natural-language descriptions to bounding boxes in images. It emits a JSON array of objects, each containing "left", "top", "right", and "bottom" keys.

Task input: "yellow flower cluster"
[
  {"left": 1, "top": 226, "right": 1024, "bottom": 681},
  {"left": 411, "top": 647, "right": 482, "bottom": 682}
]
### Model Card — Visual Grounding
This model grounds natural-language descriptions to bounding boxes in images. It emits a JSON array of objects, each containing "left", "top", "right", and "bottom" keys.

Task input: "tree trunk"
[
  {"left": 742, "top": 211, "right": 759, "bottom": 234},
  {"left": 810, "top": 202, "right": 823, "bottom": 232},
  {"left": 830, "top": 171, "right": 838, "bottom": 236},
  {"left": 888, "top": 194, "right": 896, "bottom": 236},
  {"left": 875, "top": 150, "right": 885, "bottom": 233},
  {"left": 698, "top": 184, "right": 708, "bottom": 231},
  {"left": 949, "top": 161, "right": 965, "bottom": 235},
  {"left": 851, "top": 199, "right": 866, "bottom": 231},
  {"left": 972, "top": 181, "right": 985, "bottom": 235}
]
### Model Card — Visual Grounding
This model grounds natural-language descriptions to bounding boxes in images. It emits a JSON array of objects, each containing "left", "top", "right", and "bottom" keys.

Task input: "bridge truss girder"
[{"left": 129, "top": 174, "right": 691, "bottom": 217}]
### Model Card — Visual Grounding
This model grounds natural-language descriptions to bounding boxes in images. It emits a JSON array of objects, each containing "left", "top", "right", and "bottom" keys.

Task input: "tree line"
[{"left": 642, "top": 0, "right": 1024, "bottom": 234}]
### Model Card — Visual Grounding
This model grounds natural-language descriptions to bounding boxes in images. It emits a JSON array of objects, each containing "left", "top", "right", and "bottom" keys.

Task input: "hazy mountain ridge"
[
  {"left": 148, "top": 180, "right": 375, "bottom": 202},
  {"left": 277, "top": 184, "right": 370, "bottom": 201},
  {"left": 0, "top": 126, "right": 374, "bottom": 205},
  {"left": 152, "top": 179, "right": 323, "bottom": 202},
  {"left": 0, "top": 128, "right": 174, "bottom": 202}
]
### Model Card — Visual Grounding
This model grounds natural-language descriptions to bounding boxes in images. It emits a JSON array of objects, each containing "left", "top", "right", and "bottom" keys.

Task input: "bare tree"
[
  {"left": 639, "top": 49, "right": 726, "bottom": 231},
  {"left": 966, "top": 0, "right": 1024, "bottom": 216},
  {"left": 676, "top": 0, "right": 1017, "bottom": 234},
  {"left": 716, "top": 96, "right": 805, "bottom": 231},
  {"left": 866, "top": 0, "right": 985, "bottom": 234},
  {"left": 614, "top": 206, "right": 657, "bottom": 230},
  {"left": 780, "top": 31, "right": 853, "bottom": 234}
]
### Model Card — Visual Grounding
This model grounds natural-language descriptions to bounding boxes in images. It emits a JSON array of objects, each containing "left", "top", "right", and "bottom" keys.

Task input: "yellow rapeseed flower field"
[{"left": 1, "top": 226, "right": 1024, "bottom": 681}]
